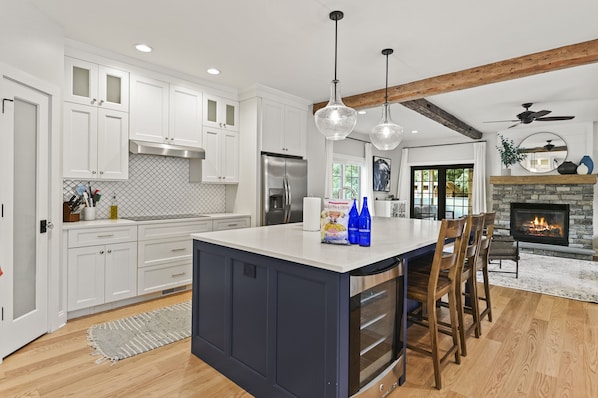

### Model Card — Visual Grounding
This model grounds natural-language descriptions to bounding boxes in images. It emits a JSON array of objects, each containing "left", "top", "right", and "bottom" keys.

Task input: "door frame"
[{"left": 0, "top": 63, "right": 64, "bottom": 335}]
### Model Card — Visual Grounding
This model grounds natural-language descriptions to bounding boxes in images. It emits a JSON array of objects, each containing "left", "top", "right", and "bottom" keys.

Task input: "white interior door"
[{"left": 0, "top": 77, "right": 50, "bottom": 359}]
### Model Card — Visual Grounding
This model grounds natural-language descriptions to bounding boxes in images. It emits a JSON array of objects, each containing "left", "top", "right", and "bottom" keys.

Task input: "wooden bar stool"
[
  {"left": 406, "top": 217, "right": 468, "bottom": 389},
  {"left": 475, "top": 212, "right": 496, "bottom": 330},
  {"left": 456, "top": 214, "right": 485, "bottom": 357}
]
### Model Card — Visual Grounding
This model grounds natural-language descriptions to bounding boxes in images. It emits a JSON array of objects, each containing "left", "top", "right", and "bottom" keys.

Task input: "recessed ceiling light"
[
  {"left": 135, "top": 43, "right": 152, "bottom": 53},
  {"left": 358, "top": 110, "right": 367, "bottom": 115},
  {"left": 411, "top": 130, "right": 419, "bottom": 134},
  {"left": 207, "top": 68, "right": 221, "bottom": 75}
]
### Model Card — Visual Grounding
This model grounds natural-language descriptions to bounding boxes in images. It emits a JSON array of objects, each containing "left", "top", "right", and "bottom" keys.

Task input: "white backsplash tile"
[{"left": 64, "top": 154, "right": 225, "bottom": 219}]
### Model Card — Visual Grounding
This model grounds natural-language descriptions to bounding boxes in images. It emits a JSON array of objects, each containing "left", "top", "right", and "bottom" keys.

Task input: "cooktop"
[{"left": 124, "top": 214, "right": 208, "bottom": 222}]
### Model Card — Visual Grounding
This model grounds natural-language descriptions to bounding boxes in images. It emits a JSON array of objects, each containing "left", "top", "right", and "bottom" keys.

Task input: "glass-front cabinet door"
[
  {"left": 64, "top": 56, "right": 129, "bottom": 112},
  {"left": 203, "top": 93, "right": 239, "bottom": 131}
]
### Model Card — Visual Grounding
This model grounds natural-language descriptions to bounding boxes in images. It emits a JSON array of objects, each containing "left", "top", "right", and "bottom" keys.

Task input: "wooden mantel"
[{"left": 489, "top": 174, "right": 597, "bottom": 185}]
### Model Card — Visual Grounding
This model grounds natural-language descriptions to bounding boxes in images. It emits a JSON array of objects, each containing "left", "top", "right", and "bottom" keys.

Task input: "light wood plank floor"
[{"left": 1, "top": 285, "right": 596, "bottom": 397}]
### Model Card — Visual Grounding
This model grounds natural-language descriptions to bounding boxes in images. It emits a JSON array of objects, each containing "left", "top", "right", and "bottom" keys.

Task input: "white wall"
[{"left": 0, "top": 0, "right": 64, "bottom": 85}]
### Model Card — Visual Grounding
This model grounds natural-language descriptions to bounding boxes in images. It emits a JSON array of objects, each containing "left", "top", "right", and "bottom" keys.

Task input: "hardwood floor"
[{"left": 1, "top": 285, "right": 596, "bottom": 397}]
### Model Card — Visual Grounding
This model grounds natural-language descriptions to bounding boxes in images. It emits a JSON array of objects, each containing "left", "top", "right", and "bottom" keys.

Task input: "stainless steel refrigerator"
[{"left": 261, "top": 154, "right": 308, "bottom": 226}]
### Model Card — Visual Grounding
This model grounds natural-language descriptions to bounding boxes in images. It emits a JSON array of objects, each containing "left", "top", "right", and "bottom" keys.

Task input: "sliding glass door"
[{"left": 411, "top": 164, "right": 473, "bottom": 220}]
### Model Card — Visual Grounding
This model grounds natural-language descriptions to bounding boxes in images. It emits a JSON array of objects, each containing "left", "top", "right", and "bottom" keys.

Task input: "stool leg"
[
  {"left": 427, "top": 296, "right": 443, "bottom": 390},
  {"left": 448, "top": 286, "right": 461, "bottom": 366},
  {"left": 482, "top": 266, "right": 493, "bottom": 322},
  {"left": 468, "top": 273, "right": 481, "bottom": 338},
  {"left": 456, "top": 280, "right": 467, "bottom": 357}
]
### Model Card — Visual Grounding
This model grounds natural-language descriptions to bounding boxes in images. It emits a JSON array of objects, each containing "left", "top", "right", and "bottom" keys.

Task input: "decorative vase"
[
  {"left": 579, "top": 155, "right": 594, "bottom": 174},
  {"left": 557, "top": 161, "right": 578, "bottom": 175},
  {"left": 501, "top": 168, "right": 511, "bottom": 176},
  {"left": 577, "top": 163, "right": 589, "bottom": 175}
]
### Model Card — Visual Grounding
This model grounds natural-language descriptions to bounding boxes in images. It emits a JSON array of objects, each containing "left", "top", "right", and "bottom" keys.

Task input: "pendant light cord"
[
  {"left": 334, "top": 18, "right": 338, "bottom": 83},
  {"left": 384, "top": 52, "right": 389, "bottom": 105}
]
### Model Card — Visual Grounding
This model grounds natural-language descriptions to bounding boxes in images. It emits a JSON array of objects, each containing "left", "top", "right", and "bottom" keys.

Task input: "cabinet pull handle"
[
  {"left": 171, "top": 272, "right": 186, "bottom": 277},
  {"left": 97, "top": 234, "right": 115, "bottom": 238},
  {"left": 227, "top": 223, "right": 238, "bottom": 227},
  {"left": 171, "top": 248, "right": 186, "bottom": 252}
]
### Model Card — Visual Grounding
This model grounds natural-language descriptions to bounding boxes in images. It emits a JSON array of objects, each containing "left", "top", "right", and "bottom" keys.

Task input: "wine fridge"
[{"left": 349, "top": 257, "right": 405, "bottom": 397}]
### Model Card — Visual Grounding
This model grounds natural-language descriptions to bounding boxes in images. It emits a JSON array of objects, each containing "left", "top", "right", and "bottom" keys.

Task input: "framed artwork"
[{"left": 373, "top": 156, "right": 391, "bottom": 192}]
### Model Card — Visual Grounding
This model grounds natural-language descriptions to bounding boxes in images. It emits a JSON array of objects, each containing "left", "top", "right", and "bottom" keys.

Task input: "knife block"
[{"left": 63, "top": 202, "right": 80, "bottom": 222}]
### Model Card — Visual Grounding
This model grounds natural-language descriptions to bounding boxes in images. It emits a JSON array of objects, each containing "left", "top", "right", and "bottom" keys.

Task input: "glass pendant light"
[
  {"left": 370, "top": 48, "right": 404, "bottom": 150},
  {"left": 314, "top": 10, "right": 357, "bottom": 141}
]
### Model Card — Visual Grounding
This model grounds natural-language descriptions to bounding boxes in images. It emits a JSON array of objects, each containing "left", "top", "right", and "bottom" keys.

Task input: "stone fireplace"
[{"left": 489, "top": 174, "right": 596, "bottom": 260}]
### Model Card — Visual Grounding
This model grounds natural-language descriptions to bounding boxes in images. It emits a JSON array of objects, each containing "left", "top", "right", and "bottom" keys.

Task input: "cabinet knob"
[
  {"left": 99, "top": 250, "right": 105, "bottom": 255},
  {"left": 170, "top": 137, "right": 174, "bottom": 141},
  {"left": 98, "top": 99, "right": 104, "bottom": 106},
  {"left": 107, "top": 249, "right": 112, "bottom": 254},
  {"left": 91, "top": 98, "right": 97, "bottom": 104},
  {"left": 92, "top": 171, "right": 97, "bottom": 174},
  {"left": 99, "top": 171, "right": 104, "bottom": 175}
]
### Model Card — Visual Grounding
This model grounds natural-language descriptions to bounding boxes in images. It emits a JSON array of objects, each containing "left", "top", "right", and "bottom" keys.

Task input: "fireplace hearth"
[{"left": 510, "top": 202, "right": 569, "bottom": 246}]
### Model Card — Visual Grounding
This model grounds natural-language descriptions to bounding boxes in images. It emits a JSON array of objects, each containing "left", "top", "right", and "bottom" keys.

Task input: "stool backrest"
[{"left": 428, "top": 217, "right": 467, "bottom": 292}]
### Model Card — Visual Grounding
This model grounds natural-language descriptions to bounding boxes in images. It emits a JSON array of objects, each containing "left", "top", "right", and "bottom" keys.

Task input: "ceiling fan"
[{"left": 485, "top": 103, "right": 575, "bottom": 129}]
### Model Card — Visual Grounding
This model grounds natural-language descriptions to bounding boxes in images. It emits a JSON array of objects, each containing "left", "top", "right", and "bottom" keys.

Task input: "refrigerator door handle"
[
  {"left": 285, "top": 176, "right": 292, "bottom": 223},
  {"left": 282, "top": 176, "right": 291, "bottom": 223}
]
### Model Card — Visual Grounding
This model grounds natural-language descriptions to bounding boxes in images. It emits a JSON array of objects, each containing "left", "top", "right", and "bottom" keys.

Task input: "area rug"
[
  {"left": 478, "top": 252, "right": 598, "bottom": 303},
  {"left": 87, "top": 301, "right": 191, "bottom": 364}
]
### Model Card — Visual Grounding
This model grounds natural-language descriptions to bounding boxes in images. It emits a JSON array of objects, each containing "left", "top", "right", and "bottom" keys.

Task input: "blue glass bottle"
[
  {"left": 358, "top": 197, "right": 371, "bottom": 247},
  {"left": 348, "top": 199, "right": 359, "bottom": 244}
]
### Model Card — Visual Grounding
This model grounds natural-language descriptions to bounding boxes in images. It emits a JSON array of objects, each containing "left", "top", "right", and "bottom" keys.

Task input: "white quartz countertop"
[
  {"left": 192, "top": 217, "right": 442, "bottom": 273},
  {"left": 62, "top": 213, "right": 250, "bottom": 230}
]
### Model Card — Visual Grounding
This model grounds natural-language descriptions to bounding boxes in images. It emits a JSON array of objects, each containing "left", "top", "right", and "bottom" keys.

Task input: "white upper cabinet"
[
  {"left": 129, "top": 74, "right": 170, "bottom": 144},
  {"left": 169, "top": 85, "right": 203, "bottom": 147},
  {"left": 63, "top": 102, "right": 129, "bottom": 180},
  {"left": 64, "top": 56, "right": 129, "bottom": 112},
  {"left": 196, "top": 128, "right": 239, "bottom": 184},
  {"left": 130, "top": 74, "right": 203, "bottom": 148},
  {"left": 261, "top": 98, "right": 307, "bottom": 157},
  {"left": 203, "top": 94, "right": 239, "bottom": 131}
]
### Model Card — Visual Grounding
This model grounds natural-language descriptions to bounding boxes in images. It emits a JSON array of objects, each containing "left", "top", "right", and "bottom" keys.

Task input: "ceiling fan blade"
[
  {"left": 483, "top": 119, "right": 519, "bottom": 123},
  {"left": 507, "top": 122, "right": 521, "bottom": 129},
  {"left": 536, "top": 116, "right": 575, "bottom": 121},
  {"left": 530, "top": 110, "right": 551, "bottom": 119}
]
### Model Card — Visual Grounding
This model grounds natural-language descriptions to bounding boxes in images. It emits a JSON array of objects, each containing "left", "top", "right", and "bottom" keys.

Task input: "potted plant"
[{"left": 496, "top": 134, "right": 527, "bottom": 175}]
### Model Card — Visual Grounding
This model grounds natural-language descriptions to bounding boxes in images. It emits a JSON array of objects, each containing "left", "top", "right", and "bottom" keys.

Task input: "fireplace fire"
[{"left": 510, "top": 203, "right": 569, "bottom": 246}]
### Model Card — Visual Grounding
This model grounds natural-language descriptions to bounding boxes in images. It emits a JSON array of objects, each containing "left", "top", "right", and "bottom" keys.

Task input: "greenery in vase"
[{"left": 496, "top": 134, "right": 527, "bottom": 168}]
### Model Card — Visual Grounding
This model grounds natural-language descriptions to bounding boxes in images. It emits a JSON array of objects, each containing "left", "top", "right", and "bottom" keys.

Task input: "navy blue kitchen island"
[{"left": 191, "top": 219, "right": 440, "bottom": 397}]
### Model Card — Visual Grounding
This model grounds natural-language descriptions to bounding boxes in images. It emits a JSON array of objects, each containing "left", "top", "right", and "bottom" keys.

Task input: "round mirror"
[{"left": 518, "top": 132, "right": 567, "bottom": 173}]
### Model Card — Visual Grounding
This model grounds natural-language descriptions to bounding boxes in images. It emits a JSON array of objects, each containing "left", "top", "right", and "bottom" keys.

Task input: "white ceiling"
[{"left": 29, "top": 0, "right": 598, "bottom": 145}]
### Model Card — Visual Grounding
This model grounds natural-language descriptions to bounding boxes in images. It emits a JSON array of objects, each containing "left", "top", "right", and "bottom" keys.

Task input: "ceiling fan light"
[
  {"left": 315, "top": 80, "right": 357, "bottom": 140},
  {"left": 370, "top": 103, "right": 404, "bottom": 150}
]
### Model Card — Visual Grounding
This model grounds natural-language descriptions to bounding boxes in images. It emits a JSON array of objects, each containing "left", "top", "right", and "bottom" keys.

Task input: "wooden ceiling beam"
[
  {"left": 401, "top": 99, "right": 483, "bottom": 140},
  {"left": 313, "top": 38, "right": 598, "bottom": 112}
]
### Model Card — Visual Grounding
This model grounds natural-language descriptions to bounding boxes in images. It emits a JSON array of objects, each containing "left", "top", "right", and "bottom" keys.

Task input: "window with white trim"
[{"left": 332, "top": 155, "right": 363, "bottom": 200}]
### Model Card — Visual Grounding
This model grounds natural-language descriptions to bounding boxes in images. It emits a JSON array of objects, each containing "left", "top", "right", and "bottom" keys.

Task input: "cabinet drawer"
[
  {"left": 138, "top": 237, "right": 192, "bottom": 268},
  {"left": 212, "top": 217, "right": 250, "bottom": 231},
  {"left": 138, "top": 263, "right": 192, "bottom": 295},
  {"left": 138, "top": 220, "right": 212, "bottom": 240},
  {"left": 68, "top": 226, "right": 137, "bottom": 248}
]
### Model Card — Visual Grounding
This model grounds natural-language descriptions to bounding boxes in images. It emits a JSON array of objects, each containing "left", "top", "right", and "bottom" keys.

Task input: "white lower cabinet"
[
  {"left": 66, "top": 216, "right": 250, "bottom": 313},
  {"left": 67, "top": 226, "right": 138, "bottom": 311},
  {"left": 137, "top": 220, "right": 212, "bottom": 294}
]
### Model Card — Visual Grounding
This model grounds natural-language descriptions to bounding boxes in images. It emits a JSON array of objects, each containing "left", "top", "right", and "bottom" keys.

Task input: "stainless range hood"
[{"left": 129, "top": 140, "right": 205, "bottom": 159}]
